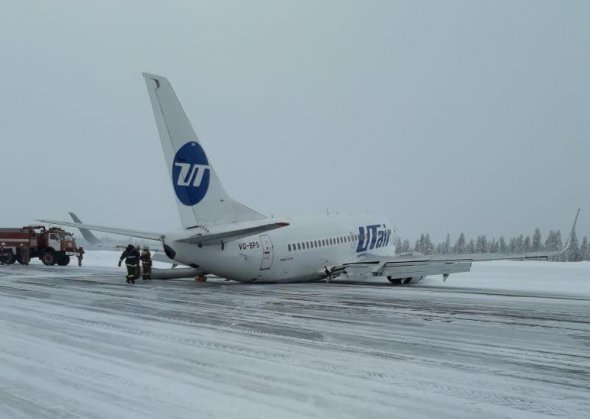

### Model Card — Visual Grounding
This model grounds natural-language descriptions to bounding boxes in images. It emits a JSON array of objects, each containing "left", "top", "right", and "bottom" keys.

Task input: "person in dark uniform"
[
  {"left": 140, "top": 246, "right": 152, "bottom": 280},
  {"left": 77, "top": 247, "right": 85, "bottom": 267},
  {"left": 18, "top": 244, "right": 30, "bottom": 265},
  {"left": 118, "top": 244, "right": 140, "bottom": 284},
  {"left": 0, "top": 243, "right": 9, "bottom": 265}
]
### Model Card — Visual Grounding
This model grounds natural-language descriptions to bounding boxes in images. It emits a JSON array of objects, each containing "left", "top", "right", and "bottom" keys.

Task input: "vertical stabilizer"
[{"left": 143, "top": 73, "right": 265, "bottom": 228}]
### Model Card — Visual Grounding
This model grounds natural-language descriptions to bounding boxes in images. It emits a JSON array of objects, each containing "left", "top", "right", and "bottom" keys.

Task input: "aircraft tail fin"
[{"left": 142, "top": 73, "right": 265, "bottom": 228}]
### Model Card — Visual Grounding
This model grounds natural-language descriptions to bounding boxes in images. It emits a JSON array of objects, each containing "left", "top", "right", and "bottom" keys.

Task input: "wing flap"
[{"left": 344, "top": 257, "right": 472, "bottom": 279}]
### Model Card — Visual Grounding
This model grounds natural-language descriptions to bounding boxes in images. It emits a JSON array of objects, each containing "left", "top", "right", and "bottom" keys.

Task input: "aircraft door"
[{"left": 259, "top": 234, "right": 274, "bottom": 270}]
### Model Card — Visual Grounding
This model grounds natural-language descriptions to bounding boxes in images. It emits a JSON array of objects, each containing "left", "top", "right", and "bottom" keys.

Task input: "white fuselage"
[{"left": 166, "top": 214, "right": 394, "bottom": 283}]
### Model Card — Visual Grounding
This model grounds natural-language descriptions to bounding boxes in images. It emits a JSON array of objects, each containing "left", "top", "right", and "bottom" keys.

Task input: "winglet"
[{"left": 563, "top": 208, "right": 581, "bottom": 251}]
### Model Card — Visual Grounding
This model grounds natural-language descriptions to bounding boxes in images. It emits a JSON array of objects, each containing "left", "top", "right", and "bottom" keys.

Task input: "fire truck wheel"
[
  {"left": 41, "top": 250, "right": 56, "bottom": 266},
  {"left": 57, "top": 255, "right": 70, "bottom": 266},
  {"left": 6, "top": 254, "right": 17, "bottom": 265}
]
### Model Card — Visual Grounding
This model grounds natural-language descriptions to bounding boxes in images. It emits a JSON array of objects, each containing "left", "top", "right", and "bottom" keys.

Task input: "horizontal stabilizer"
[
  {"left": 37, "top": 219, "right": 162, "bottom": 241},
  {"left": 177, "top": 221, "right": 290, "bottom": 244}
]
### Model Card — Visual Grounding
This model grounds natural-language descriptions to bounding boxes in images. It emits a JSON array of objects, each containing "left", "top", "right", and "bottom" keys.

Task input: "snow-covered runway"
[{"left": 1, "top": 258, "right": 589, "bottom": 418}]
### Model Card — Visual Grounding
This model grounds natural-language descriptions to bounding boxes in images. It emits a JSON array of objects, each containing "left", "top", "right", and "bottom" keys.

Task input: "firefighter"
[
  {"left": 140, "top": 246, "right": 152, "bottom": 280},
  {"left": 0, "top": 243, "right": 8, "bottom": 265},
  {"left": 118, "top": 244, "right": 140, "bottom": 284},
  {"left": 18, "top": 244, "right": 30, "bottom": 265},
  {"left": 77, "top": 246, "right": 85, "bottom": 267}
]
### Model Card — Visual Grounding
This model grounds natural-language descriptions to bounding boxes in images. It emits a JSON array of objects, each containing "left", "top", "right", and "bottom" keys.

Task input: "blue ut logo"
[
  {"left": 172, "top": 141, "right": 210, "bottom": 206},
  {"left": 356, "top": 224, "right": 392, "bottom": 252}
]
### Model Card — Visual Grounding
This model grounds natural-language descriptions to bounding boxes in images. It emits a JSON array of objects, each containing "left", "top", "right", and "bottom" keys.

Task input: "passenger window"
[
  {"left": 297, "top": 243, "right": 301, "bottom": 250},
  {"left": 288, "top": 244, "right": 291, "bottom": 252}
]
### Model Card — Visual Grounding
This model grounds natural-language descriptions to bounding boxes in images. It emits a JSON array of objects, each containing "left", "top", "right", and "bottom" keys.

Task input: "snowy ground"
[{"left": 1, "top": 253, "right": 589, "bottom": 418}]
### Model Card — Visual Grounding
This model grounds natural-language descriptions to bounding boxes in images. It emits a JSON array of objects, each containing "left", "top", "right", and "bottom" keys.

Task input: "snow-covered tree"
[
  {"left": 580, "top": 236, "right": 589, "bottom": 261},
  {"left": 476, "top": 235, "right": 488, "bottom": 253},
  {"left": 514, "top": 235, "right": 524, "bottom": 254},
  {"left": 424, "top": 234, "right": 434, "bottom": 255},
  {"left": 415, "top": 234, "right": 425, "bottom": 253},
  {"left": 523, "top": 236, "right": 531, "bottom": 253},
  {"left": 566, "top": 229, "right": 580, "bottom": 262},
  {"left": 401, "top": 239, "right": 411, "bottom": 253},
  {"left": 555, "top": 231, "right": 564, "bottom": 261},
  {"left": 466, "top": 239, "right": 475, "bottom": 254},
  {"left": 443, "top": 234, "right": 451, "bottom": 254},
  {"left": 532, "top": 228, "right": 542, "bottom": 252},
  {"left": 545, "top": 230, "right": 564, "bottom": 261},
  {"left": 393, "top": 237, "right": 402, "bottom": 254},
  {"left": 489, "top": 239, "right": 498, "bottom": 253},
  {"left": 499, "top": 237, "right": 508, "bottom": 253},
  {"left": 454, "top": 233, "right": 466, "bottom": 254}
]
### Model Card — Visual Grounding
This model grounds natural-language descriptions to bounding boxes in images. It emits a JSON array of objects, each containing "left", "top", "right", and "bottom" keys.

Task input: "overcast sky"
[{"left": 1, "top": 0, "right": 588, "bottom": 243}]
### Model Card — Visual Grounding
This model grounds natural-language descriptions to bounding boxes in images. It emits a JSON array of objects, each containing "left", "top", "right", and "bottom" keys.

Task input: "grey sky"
[{"left": 1, "top": 0, "right": 588, "bottom": 243}]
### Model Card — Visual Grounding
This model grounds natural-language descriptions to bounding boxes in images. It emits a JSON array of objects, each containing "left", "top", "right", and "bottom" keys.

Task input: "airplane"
[{"left": 39, "top": 73, "right": 578, "bottom": 284}]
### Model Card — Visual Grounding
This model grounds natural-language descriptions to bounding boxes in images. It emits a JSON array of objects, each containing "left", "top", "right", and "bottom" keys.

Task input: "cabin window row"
[{"left": 288, "top": 234, "right": 360, "bottom": 252}]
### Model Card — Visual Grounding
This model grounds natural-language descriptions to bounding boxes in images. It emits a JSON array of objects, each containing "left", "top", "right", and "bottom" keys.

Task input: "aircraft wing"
[
  {"left": 37, "top": 219, "right": 163, "bottom": 241},
  {"left": 342, "top": 250, "right": 561, "bottom": 281},
  {"left": 342, "top": 253, "right": 473, "bottom": 280},
  {"left": 341, "top": 209, "right": 580, "bottom": 281}
]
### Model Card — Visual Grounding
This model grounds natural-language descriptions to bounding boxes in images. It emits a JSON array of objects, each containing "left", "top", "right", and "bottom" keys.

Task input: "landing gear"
[
  {"left": 387, "top": 276, "right": 402, "bottom": 285},
  {"left": 196, "top": 274, "right": 207, "bottom": 283}
]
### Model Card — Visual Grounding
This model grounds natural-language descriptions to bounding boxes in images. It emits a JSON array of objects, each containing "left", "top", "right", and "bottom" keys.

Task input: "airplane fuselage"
[{"left": 166, "top": 214, "right": 394, "bottom": 283}]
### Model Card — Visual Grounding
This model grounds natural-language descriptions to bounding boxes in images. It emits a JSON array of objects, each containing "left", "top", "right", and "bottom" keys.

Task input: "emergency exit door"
[{"left": 259, "top": 234, "right": 274, "bottom": 270}]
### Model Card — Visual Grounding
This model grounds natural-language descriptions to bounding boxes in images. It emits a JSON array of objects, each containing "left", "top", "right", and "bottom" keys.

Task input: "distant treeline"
[{"left": 394, "top": 229, "right": 590, "bottom": 262}]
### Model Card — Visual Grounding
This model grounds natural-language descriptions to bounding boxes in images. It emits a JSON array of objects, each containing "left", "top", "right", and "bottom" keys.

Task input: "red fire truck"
[{"left": 0, "top": 226, "right": 78, "bottom": 266}]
